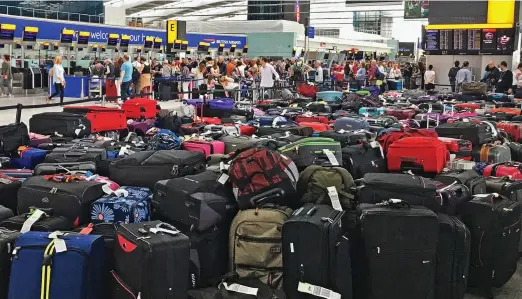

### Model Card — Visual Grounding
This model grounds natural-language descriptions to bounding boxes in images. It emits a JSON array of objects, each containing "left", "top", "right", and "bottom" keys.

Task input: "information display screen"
[
  {"left": 107, "top": 37, "right": 118, "bottom": 47},
  {"left": 180, "top": 42, "right": 188, "bottom": 51},
  {"left": 481, "top": 29, "right": 497, "bottom": 52},
  {"left": 60, "top": 33, "right": 73, "bottom": 44},
  {"left": 153, "top": 39, "right": 162, "bottom": 49},
  {"left": 144, "top": 38, "right": 153, "bottom": 49},
  {"left": 439, "top": 30, "right": 453, "bottom": 53},
  {"left": 453, "top": 29, "right": 466, "bottom": 53},
  {"left": 120, "top": 37, "right": 130, "bottom": 49},
  {"left": 423, "top": 28, "right": 513, "bottom": 54},
  {"left": 425, "top": 30, "right": 439, "bottom": 52},
  {"left": 77, "top": 32, "right": 89, "bottom": 45},
  {"left": 0, "top": 26, "right": 15, "bottom": 41},
  {"left": 23, "top": 29, "right": 37, "bottom": 42},
  {"left": 197, "top": 42, "right": 209, "bottom": 52}
]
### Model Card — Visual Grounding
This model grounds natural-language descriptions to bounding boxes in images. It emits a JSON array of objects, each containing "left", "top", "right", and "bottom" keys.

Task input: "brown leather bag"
[{"left": 461, "top": 82, "right": 487, "bottom": 95}]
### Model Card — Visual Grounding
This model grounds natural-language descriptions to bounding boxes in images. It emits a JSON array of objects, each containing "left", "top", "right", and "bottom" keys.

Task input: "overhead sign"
[
  {"left": 77, "top": 31, "right": 89, "bottom": 45},
  {"left": 167, "top": 20, "right": 177, "bottom": 44},
  {"left": 306, "top": 26, "right": 315, "bottom": 38},
  {"left": 22, "top": 26, "right": 38, "bottom": 42},
  {"left": 0, "top": 24, "right": 15, "bottom": 42},
  {"left": 404, "top": 0, "right": 429, "bottom": 19}
]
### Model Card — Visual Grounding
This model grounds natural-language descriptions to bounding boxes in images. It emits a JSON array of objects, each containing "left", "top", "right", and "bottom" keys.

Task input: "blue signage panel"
[
  {"left": 0, "top": 15, "right": 246, "bottom": 48},
  {"left": 307, "top": 26, "right": 315, "bottom": 38}
]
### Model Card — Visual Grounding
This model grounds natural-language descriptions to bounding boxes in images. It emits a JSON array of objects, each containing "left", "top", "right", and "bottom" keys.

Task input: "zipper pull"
[
  {"left": 137, "top": 292, "right": 141, "bottom": 299},
  {"left": 50, "top": 187, "right": 57, "bottom": 194},
  {"left": 299, "top": 264, "right": 304, "bottom": 281},
  {"left": 12, "top": 246, "right": 19, "bottom": 258}
]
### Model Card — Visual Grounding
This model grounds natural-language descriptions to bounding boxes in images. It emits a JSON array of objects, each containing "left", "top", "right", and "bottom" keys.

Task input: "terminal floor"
[{"left": 464, "top": 260, "right": 522, "bottom": 299}]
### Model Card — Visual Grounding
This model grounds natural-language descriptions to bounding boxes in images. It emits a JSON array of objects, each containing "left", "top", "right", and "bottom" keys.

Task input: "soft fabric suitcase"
[
  {"left": 479, "top": 143, "right": 511, "bottom": 163},
  {"left": 282, "top": 204, "right": 351, "bottom": 299},
  {"left": 342, "top": 145, "right": 386, "bottom": 179},
  {"left": 182, "top": 140, "right": 225, "bottom": 157},
  {"left": 457, "top": 93, "right": 487, "bottom": 102},
  {"left": 491, "top": 107, "right": 520, "bottom": 116},
  {"left": 487, "top": 93, "right": 513, "bottom": 103},
  {"left": 496, "top": 122, "right": 522, "bottom": 142},
  {"left": 44, "top": 146, "right": 107, "bottom": 164},
  {"left": 121, "top": 98, "right": 158, "bottom": 119},
  {"left": 297, "top": 121, "right": 331, "bottom": 132},
  {"left": 109, "top": 150, "right": 206, "bottom": 189},
  {"left": 0, "top": 228, "right": 20, "bottom": 299},
  {"left": 0, "top": 174, "right": 22, "bottom": 213},
  {"left": 334, "top": 117, "right": 370, "bottom": 130},
  {"left": 62, "top": 106, "right": 126, "bottom": 133},
  {"left": 8, "top": 231, "right": 105, "bottom": 299},
  {"left": 112, "top": 221, "right": 190, "bottom": 299},
  {"left": 295, "top": 115, "right": 329, "bottom": 125},
  {"left": 33, "top": 162, "right": 97, "bottom": 176},
  {"left": 355, "top": 202, "right": 438, "bottom": 299},
  {"left": 507, "top": 142, "right": 522, "bottom": 162},
  {"left": 30, "top": 112, "right": 92, "bottom": 138},
  {"left": 438, "top": 137, "right": 472, "bottom": 160},
  {"left": 435, "top": 214, "right": 470, "bottom": 299},
  {"left": 10, "top": 148, "right": 48, "bottom": 169},
  {"left": 358, "top": 173, "right": 440, "bottom": 212},
  {"left": 255, "top": 126, "right": 313, "bottom": 137},
  {"left": 153, "top": 170, "right": 237, "bottom": 232},
  {"left": 435, "top": 121, "right": 496, "bottom": 146},
  {"left": 208, "top": 98, "right": 235, "bottom": 110},
  {"left": 358, "top": 107, "right": 385, "bottom": 117},
  {"left": 457, "top": 194, "right": 521, "bottom": 297},
  {"left": 188, "top": 277, "right": 286, "bottom": 299},
  {"left": 219, "top": 136, "right": 259, "bottom": 153},
  {"left": 17, "top": 176, "right": 105, "bottom": 226},
  {"left": 316, "top": 91, "right": 342, "bottom": 103},
  {"left": 0, "top": 169, "right": 32, "bottom": 178},
  {"left": 387, "top": 137, "right": 449, "bottom": 174},
  {"left": 0, "top": 123, "right": 29, "bottom": 155},
  {"left": 29, "top": 133, "right": 52, "bottom": 148},
  {"left": 483, "top": 162, "right": 522, "bottom": 180},
  {"left": 0, "top": 211, "right": 73, "bottom": 232},
  {"left": 319, "top": 130, "right": 373, "bottom": 147},
  {"left": 278, "top": 137, "right": 342, "bottom": 168},
  {"left": 437, "top": 183, "right": 472, "bottom": 216},
  {"left": 385, "top": 108, "right": 415, "bottom": 120},
  {"left": 434, "top": 169, "right": 487, "bottom": 195},
  {"left": 91, "top": 186, "right": 152, "bottom": 224}
]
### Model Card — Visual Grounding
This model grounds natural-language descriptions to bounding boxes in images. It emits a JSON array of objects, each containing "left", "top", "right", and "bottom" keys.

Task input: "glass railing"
[{"left": 0, "top": 4, "right": 105, "bottom": 24}]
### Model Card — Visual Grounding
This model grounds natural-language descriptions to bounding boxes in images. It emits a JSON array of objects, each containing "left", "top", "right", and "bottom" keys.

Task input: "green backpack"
[{"left": 297, "top": 165, "right": 355, "bottom": 210}]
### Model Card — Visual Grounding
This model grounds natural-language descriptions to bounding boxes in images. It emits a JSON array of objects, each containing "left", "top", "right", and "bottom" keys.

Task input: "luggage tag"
[
  {"left": 21, "top": 209, "right": 45, "bottom": 233},
  {"left": 282, "top": 109, "right": 288, "bottom": 115},
  {"left": 327, "top": 187, "right": 343, "bottom": 211},
  {"left": 74, "top": 124, "right": 86, "bottom": 137},
  {"left": 369, "top": 141, "right": 385, "bottom": 158},
  {"left": 118, "top": 145, "right": 129, "bottom": 157},
  {"left": 323, "top": 149, "right": 339, "bottom": 166},
  {"left": 48, "top": 231, "right": 67, "bottom": 253},
  {"left": 297, "top": 282, "right": 340, "bottom": 299},
  {"left": 337, "top": 129, "right": 345, "bottom": 134},
  {"left": 221, "top": 283, "right": 258, "bottom": 296}
]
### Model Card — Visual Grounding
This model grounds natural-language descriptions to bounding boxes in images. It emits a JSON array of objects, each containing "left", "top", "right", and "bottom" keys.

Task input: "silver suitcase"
[{"left": 480, "top": 143, "right": 511, "bottom": 163}]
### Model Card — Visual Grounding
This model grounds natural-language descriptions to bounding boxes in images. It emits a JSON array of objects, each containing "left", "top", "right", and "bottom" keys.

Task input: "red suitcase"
[
  {"left": 387, "top": 137, "right": 449, "bottom": 174},
  {"left": 496, "top": 122, "right": 522, "bottom": 142},
  {"left": 223, "top": 124, "right": 257, "bottom": 136},
  {"left": 298, "top": 122, "right": 331, "bottom": 132},
  {"left": 121, "top": 98, "right": 158, "bottom": 119},
  {"left": 296, "top": 83, "right": 319, "bottom": 99},
  {"left": 105, "top": 79, "right": 118, "bottom": 102},
  {"left": 491, "top": 108, "right": 521, "bottom": 116},
  {"left": 377, "top": 128, "right": 438, "bottom": 154},
  {"left": 385, "top": 108, "right": 416, "bottom": 120},
  {"left": 295, "top": 115, "right": 329, "bottom": 125},
  {"left": 195, "top": 117, "right": 222, "bottom": 125},
  {"left": 454, "top": 103, "right": 481, "bottom": 111},
  {"left": 438, "top": 137, "right": 472, "bottom": 160},
  {"left": 62, "top": 106, "right": 127, "bottom": 133},
  {"left": 484, "top": 162, "right": 522, "bottom": 180}
]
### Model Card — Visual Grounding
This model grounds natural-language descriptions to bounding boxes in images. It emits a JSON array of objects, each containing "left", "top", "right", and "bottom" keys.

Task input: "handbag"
[{"left": 461, "top": 81, "right": 487, "bottom": 95}]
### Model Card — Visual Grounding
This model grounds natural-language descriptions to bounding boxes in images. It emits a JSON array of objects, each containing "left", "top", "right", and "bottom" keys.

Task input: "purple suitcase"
[
  {"left": 409, "top": 95, "right": 439, "bottom": 104},
  {"left": 29, "top": 133, "right": 52, "bottom": 147},
  {"left": 208, "top": 98, "right": 235, "bottom": 110},
  {"left": 128, "top": 120, "right": 154, "bottom": 136}
]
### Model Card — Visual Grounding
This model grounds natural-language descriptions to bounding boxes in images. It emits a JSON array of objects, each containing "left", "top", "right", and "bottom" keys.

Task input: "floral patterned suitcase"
[{"left": 90, "top": 186, "right": 152, "bottom": 224}]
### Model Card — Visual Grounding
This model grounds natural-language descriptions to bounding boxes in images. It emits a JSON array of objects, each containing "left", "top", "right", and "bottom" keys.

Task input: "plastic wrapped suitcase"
[
  {"left": 387, "top": 137, "right": 449, "bottom": 174},
  {"left": 62, "top": 106, "right": 127, "bottom": 133},
  {"left": 479, "top": 143, "right": 511, "bottom": 163},
  {"left": 316, "top": 91, "right": 342, "bottom": 103},
  {"left": 121, "top": 98, "right": 158, "bottom": 119},
  {"left": 30, "top": 112, "right": 91, "bottom": 138}
]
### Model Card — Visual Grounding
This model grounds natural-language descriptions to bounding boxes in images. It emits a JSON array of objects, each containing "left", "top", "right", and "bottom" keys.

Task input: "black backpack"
[
  {"left": 132, "top": 67, "right": 140, "bottom": 83},
  {"left": 448, "top": 67, "right": 460, "bottom": 79}
]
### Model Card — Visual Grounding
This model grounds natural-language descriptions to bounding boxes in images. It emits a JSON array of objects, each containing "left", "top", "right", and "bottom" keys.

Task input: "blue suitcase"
[
  {"left": 91, "top": 186, "right": 152, "bottom": 224},
  {"left": 334, "top": 117, "right": 370, "bottom": 130},
  {"left": 8, "top": 231, "right": 105, "bottom": 299},
  {"left": 316, "top": 91, "right": 343, "bottom": 103},
  {"left": 10, "top": 148, "right": 48, "bottom": 169},
  {"left": 358, "top": 107, "right": 385, "bottom": 117}
]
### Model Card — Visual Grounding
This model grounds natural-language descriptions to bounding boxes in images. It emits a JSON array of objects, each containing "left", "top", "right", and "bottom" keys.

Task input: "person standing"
[
  {"left": 1, "top": 54, "right": 13, "bottom": 97},
  {"left": 455, "top": 61, "right": 471, "bottom": 92},
  {"left": 418, "top": 62, "right": 426, "bottom": 89},
  {"left": 496, "top": 61, "right": 513, "bottom": 94},
  {"left": 139, "top": 57, "right": 151, "bottom": 95},
  {"left": 448, "top": 61, "right": 460, "bottom": 92},
  {"left": 424, "top": 64, "right": 436, "bottom": 91},
  {"left": 46, "top": 56, "right": 66, "bottom": 104},
  {"left": 119, "top": 54, "right": 133, "bottom": 104},
  {"left": 314, "top": 60, "right": 324, "bottom": 85},
  {"left": 513, "top": 63, "right": 522, "bottom": 97},
  {"left": 356, "top": 62, "right": 366, "bottom": 88},
  {"left": 403, "top": 62, "right": 413, "bottom": 89},
  {"left": 259, "top": 57, "right": 280, "bottom": 99},
  {"left": 367, "top": 60, "right": 378, "bottom": 86}
]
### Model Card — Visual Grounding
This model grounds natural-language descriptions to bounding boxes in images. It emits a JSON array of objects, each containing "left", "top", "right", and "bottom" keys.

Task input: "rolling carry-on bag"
[
  {"left": 44, "top": 146, "right": 107, "bottom": 164},
  {"left": 434, "top": 169, "right": 487, "bottom": 195},
  {"left": 10, "top": 148, "right": 48, "bottom": 170},
  {"left": 496, "top": 122, "right": 522, "bottom": 142},
  {"left": 479, "top": 143, "right": 512, "bottom": 163},
  {"left": 435, "top": 121, "right": 496, "bottom": 146},
  {"left": 8, "top": 231, "right": 105, "bottom": 299},
  {"left": 0, "top": 123, "right": 29, "bottom": 156},
  {"left": 435, "top": 214, "right": 470, "bottom": 299},
  {"left": 356, "top": 201, "right": 438, "bottom": 299},
  {"left": 319, "top": 130, "right": 373, "bottom": 147},
  {"left": 436, "top": 183, "right": 472, "bottom": 216},
  {"left": 90, "top": 186, "right": 152, "bottom": 224},
  {"left": 0, "top": 228, "right": 20, "bottom": 299},
  {"left": 483, "top": 162, "right": 522, "bottom": 180},
  {"left": 112, "top": 221, "right": 190, "bottom": 299},
  {"left": 121, "top": 98, "right": 157, "bottom": 119},
  {"left": 0, "top": 209, "right": 73, "bottom": 232},
  {"left": 0, "top": 174, "right": 22, "bottom": 213},
  {"left": 457, "top": 194, "right": 521, "bottom": 297},
  {"left": 438, "top": 137, "right": 472, "bottom": 160},
  {"left": 62, "top": 106, "right": 127, "bottom": 133},
  {"left": 507, "top": 142, "right": 522, "bottom": 162},
  {"left": 30, "top": 112, "right": 91, "bottom": 138},
  {"left": 282, "top": 204, "right": 351, "bottom": 299},
  {"left": 33, "top": 162, "right": 97, "bottom": 176},
  {"left": 387, "top": 137, "right": 449, "bottom": 174},
  {"left": 182, "top": 140, "right": 225, "bottom": 157},
  {"left": 278, "top": 137, "right": 342, "bottom": 168},
  {"left": 342, "top": 145, "right": 386, "bottom": 179},
  {"left": 219, "top": 136, "right": 260, "bottom": 154}
]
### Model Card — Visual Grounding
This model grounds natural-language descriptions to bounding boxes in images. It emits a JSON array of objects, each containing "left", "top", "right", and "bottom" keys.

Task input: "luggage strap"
[{"left": 40, "top": 239, "right": 56, "bottom": 299}]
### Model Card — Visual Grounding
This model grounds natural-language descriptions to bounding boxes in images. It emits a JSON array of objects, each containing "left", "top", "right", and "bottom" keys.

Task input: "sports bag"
[
  {"left": 227, "top": 148, "right": 299, "bottom": 209},
  {"left": 297, "top": 165, "right": 354, "bottom": 209}
]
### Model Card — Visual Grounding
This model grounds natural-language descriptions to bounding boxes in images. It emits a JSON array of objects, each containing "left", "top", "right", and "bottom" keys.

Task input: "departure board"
[
  {"left": 426, "top": 30, "right": 439, "bottom": 51},
  {"left": 467, "top": 29, "right": 481, "bottom": 51},
  {"left": 423, "top": 28, "right": 514, "bottom": 54},
  {"left": 453, "top": 29, "right": 466, "bottom": 53},
  {"left": 439, "top": 30, "right": 453, "bottom": 53}
]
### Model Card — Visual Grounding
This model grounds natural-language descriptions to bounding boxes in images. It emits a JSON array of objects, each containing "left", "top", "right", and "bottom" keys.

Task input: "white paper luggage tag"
[
  {"left": 21, "top": 209, "right": 45, "bottom": 233},
  {"left": 327, "top": 187, "right": 343, "bottom": 211},
  {"left": 48, "top": 231, "right": 67, "bottom": 253},
  {"left": 222, "top": 283, "right": 259, "bottom": 296},
  {"left": 217, "top": 173, "right": 229, "bottom": 185},
  {"left": 323, "top": 149, "right": 339, "bottom": 166},
  {"left": 298, "top": 282, "right": 341, "bottom": 299}
]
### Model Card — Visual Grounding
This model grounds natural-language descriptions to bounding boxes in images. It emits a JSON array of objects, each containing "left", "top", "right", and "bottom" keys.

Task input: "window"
[
  {"left": 353, "top": 11, "right": 383, "bottom": 35},
  {"left": 315, "top": 28, "right": 340, "bottom": 38}
]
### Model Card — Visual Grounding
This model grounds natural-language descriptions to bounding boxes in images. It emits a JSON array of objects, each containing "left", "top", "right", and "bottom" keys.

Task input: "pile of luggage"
[{"left": 0, "top": 86, "right": 520, "bottom": 299}]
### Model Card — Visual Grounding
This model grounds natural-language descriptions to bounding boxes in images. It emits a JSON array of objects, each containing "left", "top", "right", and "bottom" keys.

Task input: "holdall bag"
[
  {"left": 462, "top": 82, "right": 487, "bottom": 95},
  {"left": 387, "top": 137, "right": 449, "bottom": 174},
  {"left": 29, "top": 112, "right": 91, "bottom": 138},
  {"left": 342, "top": 145, "right": 386, "bottom": 179},
  {"left": 457, "top": 194, "right": 521, "bottom": 297},
  {"left": 283, "top": 204, "right": 350, "bottom": 299},
  {"left": 435, "top": 214, "right": 470, "bottom": 299},
  {"left": 153, "top": 169, "right": 237, "bottom": 232},
  {"left": 438, "top": 137, "right": 472, "bottom": 160},
  {"left": 121, "top": 98, "right": 158, "bottom": 119},
  {"left": 63, "top": 106, "right": 127, "bottom": 133},
  {"left": 33, "top": 161, "right": 97, "bottom": 176},
  {"left": 188, "top": 275, "right": 287, "bottom": 299},
  {"left": 91, "top": 186, "right": 152, "bottom": 224},
  {"left": 434, "top": 169, "right": 487, "bottom": 195},
  {"left": 319, "top": 130, "right": 373, "bottom": 147},
  {"left": 496, "top": 122, "right": 522, "bottom": 142},
  {"left": 182, "top": 139, "right": 225, "bottom": 157},
  {"left": 0, "top": 208, "right": 73, "bottom": 232},
  {"left": 44, "top": 145, "right": 107, "bottom": 164},
  {"left": 229, "top": 206, "right": 292, "bottom": 289},
  {"left": 0, "top": 123, "right": 29, "bottom": 156},
  {"left": 435, "top": 121, "right": 496, "bottom": 146},
  {"left": 377, "top": 128, "right": 438, "bottom": 154},
  {"left": 0, "top": 174, "right": 22, "bottom": 213},
  {"left": 295, "top": 115, "right": 329, "bottom": 125},
  {"left": 220, "top": 136, "right": 260, "bottom": 154},
  {"left": 334, "top": 117, "right": 370, "bottom": 130},
  {"left": 355, "top": 201, "right": 438, "bottom": 299},
  {"left": 0, "top": 228, "right": 20, "bottom": 299},
  {"left": 8, "top": 231, "right": 105, "bottom": 299},
  {"left": 297, "top": 121, "right": 331, "bottom": 132},
  {"left": 228, "top": 148, "right": 299, "bottom": 209},
  {"left": 278, "top": 137, "right": 342, "bottom": 169},
  {"left": 112, "top": 221, "right": 190, "bottom": 299},
  {"left": 479, "top": 143, "right": 512, "bottom": 163},
  {"left": 17, "top": 176, "right": 105, "bottom": 226},
  {"left": 483, "top": 162, "right": 522, "bottom": 180},
  {"left": 385, "top": 108, "right": 416, "bottom": 120},
  {"left": 10, "top": 147, "right": 48, "bottom": 170},
  {"left": 358, "top": 173, "right": 440, "bottom": 212}
]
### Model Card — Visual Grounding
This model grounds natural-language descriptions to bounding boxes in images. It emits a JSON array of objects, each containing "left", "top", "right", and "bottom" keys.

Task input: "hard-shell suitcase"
[
  {"left": 182, "top": 140, "right": 225, "bottom": 157},
  {"left": 438, "top": 137, "right": 472, "bottom": 160},
  {"left": 479, "top": 143, "right": 511, "bottom": 163},
  {"left": 297, "top": 122, "right": 331, "bottom": 132},
  {"left": 483, "top": 162, "right": 522, "bottom": 180},
  {"left": 282, "top": 204, "right": 351, "bottom": 299},
  {"left": 0, "top": 228, "right": 20, "bottom": 299},
  {"left": 62, "top": 106, "right": 127, "bottom": 133},
  {"left": 278, "top": 137, "right": 342, "bottom": 168},
  {"left": 319, "top": 130, "right": 373, "bottom": 147},
  {"left": 435, "top": 121, "right": 496, "bottom": 146},
  {"left": 387, "top": 137, "right": 449, "bottom": 174},
  {"left": 91, "top": 186, "right": 152, "bottom": 224},
  {"left": 507, "top": 142, "right": 522, "bottom": 162},
  {"left": 496, "top": 122, "right": 522, "bottom": 142},
  {"left": 358, "top": 107, "right": 385, "bottom": 117},
  {"left": 8, "top": 231, "right": 105, "bottom": 299},
  {"left": 0, "top": 123, "right": 29, "bottom": 155},
  {"left": 121, "top": 98, "right": 158, "bottom": 119},
  {"left": 434, "top": 170, "right": 487, "bottom": 195},
  {"left": 10, "top": 148, "right": 48, "bottom": 170},
  {"left": 435, "top": 214, "right": 470, "bottom": 299},
  {"left": 355, "top": 201, "right": 438, "bottom": 299},
  {"left": 112, "top": 221, "right": 190, "bottom": 299},
  {"left": 457, "top": 194, "right": 521, "bottom": 297}
]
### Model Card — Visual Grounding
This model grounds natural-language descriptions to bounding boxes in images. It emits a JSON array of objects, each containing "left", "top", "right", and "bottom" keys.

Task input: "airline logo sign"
[{"left": 203, "top": 38, "right": 243, "bottom": 45}]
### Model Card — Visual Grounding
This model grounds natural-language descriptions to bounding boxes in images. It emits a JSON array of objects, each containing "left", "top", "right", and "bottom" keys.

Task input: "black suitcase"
[
  {"left": 0, "top": 123, "right": 29, "bottom": 155},
  {"left": 112, "top": 221, "right": 190, "bottom": 299},
  {"left": 0, "top": 228, "right": 20, "bottom": 299},
  {"left": 33, "top": 161, "right": 98, "bottom": 175},
  {"left": 434, "top": 169, "right": 487, "bottom": 196},
  {"left": 152, "top": 169, "right": 237, "bottom": 232},
  {"left": 17, "top": 176, "right": 105, "bottom": 226},
  {"left": 319, "top": 130, "right": 373, "bottom": 147},
  {"left": 159, "top": 82, "right": 172, "bottom": 102},
  {"left": 282, "top": 204, "right": 351, "bottom": 299},
  {"left": 341, "top": 145, "right": 386, "bottom": 179},
  {"left": 109, "top": 150, "right": 206, "bottom": 189},
  {"left": 457, "top": 94, "right": 487, "bottom": 102},
  {"left": 255, "top": 126, "right": 313, "bottom": 137},
  {"left": 44, "top": 146, "right": 107, "bottom": 164},
  {"left": 29, "top": 112, "right": 91, "bottom": 138},
  {"left": 507, "top": 142, "right": 522, "bottom": 162},
  {"left": 435, "top": 121, "right": 495, "bottom": 146},
  {"left": 0, "top": 212, "right": 72, "bottom": 232},
  {"left": 358, "top": 173, "right": 440, "bottom": 212},
  {"left": 188, "top": 276, "right": 286, "bottom": 299},
  {"left": 437, "top": 184, "right": 471, "bottom": 216},
  {"left": 356, "top": 201, "right": 438, "bottom": 299},
  {"left": 435, "top": 214, "right": 470, "bottom": 299},
  {"left": 458, "top": 194, "right": 521, "bottom": 297},
  {"left": 0, "top": 176, "right": 22, "bottom": 214}
]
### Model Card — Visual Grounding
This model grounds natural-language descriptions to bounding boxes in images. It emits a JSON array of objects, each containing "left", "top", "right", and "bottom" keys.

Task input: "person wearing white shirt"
[
  {"left": 513, "top": 63, "right": 522, "bottom": 98},
  {"left": 260, "top": 57, "right": 280, "bottom": 98},
  {"left": 315, "top": 60, "right": 323, "bottom": 84},
  {"left": 46, "top": 56, "right": 66, "bottom": 104}
]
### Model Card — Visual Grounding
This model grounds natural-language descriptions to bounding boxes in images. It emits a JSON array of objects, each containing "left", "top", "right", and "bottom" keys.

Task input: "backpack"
[
  {"left": 449, "top": 67, "right": 460, "bottom": 79},
  {"left": 229, "top": 205, "right": 293, "bottom": 289},
  {"left": 132, "top": 67, "right": 140, "bottom": 83},
  {"left": 297, "top": 165, "right": 355, "bottom": 209},
  {"left": 228, "top": 148, "right": 299, "bottom": 209}
]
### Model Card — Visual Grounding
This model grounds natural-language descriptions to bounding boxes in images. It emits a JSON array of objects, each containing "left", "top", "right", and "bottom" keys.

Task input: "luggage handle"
[{"left": 377, "top": 199, "right": 411, "bottom": 209}]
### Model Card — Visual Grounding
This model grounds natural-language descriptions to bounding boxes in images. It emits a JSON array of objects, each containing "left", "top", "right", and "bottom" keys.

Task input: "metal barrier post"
[{"left": 15, "top": 103, "right": 22, "bottom": 124}]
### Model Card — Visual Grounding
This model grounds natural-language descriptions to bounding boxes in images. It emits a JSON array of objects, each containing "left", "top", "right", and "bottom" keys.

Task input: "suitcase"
[
  {"left": 153, "top": 170, "right": 237, "bottom": 232},
  {"left": 435, "top": 121, "right": 496, "bottom": 146},
  {"left": 0, "top": 211, "right": 73, "bottom": 232},
  {"left": 33, "top": 162, "right": 97, "bottom": 176},
  {"left": 358, "top": 173, "right": 440, "bottom": 212},
  {"left": 449, "top": 159, "right": 476, "bottom": 170},
  {"left": 319, "top": 130, "right": 373, "bottom": 147},
  {"left": 457, "top": 94, "right": 487, "bottom": 102},
  {"left": 342, "top": 145, "right": 386, "bottom": 179},
  {"left": 282, "top": 204, "right": 351, "bottom": 299},
  {"left": 196, "top": 117, "right": 222, "bottom": 125},
  {"left": 355, "top": 201, "right": 438, "bottom": 299},
  {"left": 219, "top": 136, "right": 259, "bottom": 153},
  {"left": 479, "top": 143, "right": 511, "bottom": 163},
  {"left": 297, "top": 121, "right": 331, "bottom": 132},
  {"left": 0, "top": 228, "right": 20, "bottom": 299},
  {"left": 62, "top": 106, "right": 127, "bottom": 133},
  {"left": 387, "top": 137, "right": 449, "bottom": 174},
  {"left": 122, "top": 98, "right": 157, "bottom": 119},
  {"left": 487, "top": 93, "right": 513, "bottom": 103},
  {"left": 418, "top": 102, "right": 445, "bottom": 113},
  {"left": 109, "top": 150, "right": 206, "bottom": 189},
  {"left": 334, "top": 117, "right": 370, "bottom": 130},
  {"left": 496, "top": 122, "right": 522, "bottom": 142},
  {"left": 438, "top": 137, "right": 472, "bottom": 160},
  {"left": 295, "top": 115, "right": 329, "bottom": 125},
  {"left": 208, "top": 98, "right": 235, "bottom": 111},
  {"left": 435, "top": 214, "right": 470, "bottom": 299},
  {"left": 491, "top": 107, "right": 520, "bottom": 116},
  {"left": 434, "top": 170, "right": 487, "bottom": 195},
  {"left": 91, "top": 186, "right": 152, "bottom": 224},
  {"left": 44, "top": 145, "right": 107, "bottom": 164},
  {"left": 29, "top": 133, "right": 52, "bottom": 147},
  {"left": 457, "top": 194, "right": 521, "bottom": 297},
  {"left": 112, "top": 221, "right": 189, "bottom": 299},
  {"left": 483, "top": 162, "right": 522, "bottom": 179},
  {"left": 507, "top": 142, "right": 522, "bottom": 162},
  {"left": 385, "top": 108, "right": 415, "bottom": 120},
  {"left": 182, "top": 140, "right": 225, "bottom": 157},
  {"left": 0, "top": 123, "right": 29, "bottom": 155},
  {"left": 278, "top": 137, "right": 342, "bottom": 168},
  {"left": 316, "top": 91, "right": 342, "bottom": 103},
  {"left": 437, "top": 183, "right": 472, "bottom": 216},
  {"left": 454, "top": 103, "right": 481, "bottom": 111},
  {"left": 0, "top": 169, "right": 32, "bottom": 178},
  {"left": 0, "top": 174, "right": 22, "bottom": 213},
  {"left": 188, "top": 277, "right": 286, "bottom": 299},
  {"left": 255, "top": 126, "right": 313, "bottom": 137},
  {"left": 30, "top": 112, "right": 91, "bottom": 138},
  {"left": 10, "top": 148, "right": 48, "bottom": 169},
  {"left": 8, "top": 231, "right": 105, "bottom": 299},
  {"left": 358, "top": 107, "right": 385, "bottom": 117}
]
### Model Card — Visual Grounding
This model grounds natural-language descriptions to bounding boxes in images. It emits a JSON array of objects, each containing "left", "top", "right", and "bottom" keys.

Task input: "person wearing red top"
[
  {"left": 367, "top": 60, "right": 378, "bottom": 85},
  {"left": 352, "top": 62, "right": 359, "bottom": 78}
]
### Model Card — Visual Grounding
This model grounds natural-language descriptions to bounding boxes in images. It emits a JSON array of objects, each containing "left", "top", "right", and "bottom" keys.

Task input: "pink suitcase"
[
  {"left": 29, "top": 133, "right": 52, "bottom": 147},
  {"left": 182, "top": 140, "right": 225, "bottom": 157}
]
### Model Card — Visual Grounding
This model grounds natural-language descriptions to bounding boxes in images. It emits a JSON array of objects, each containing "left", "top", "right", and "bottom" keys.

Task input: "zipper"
[
  {"left": 236, "top": 235, "right": 281, "bottom": 244},
  {"left": 121, "top": 226, "right": 152, "bottom": 298},
  {"left": 111, "top": 270, "right": 137, "bottom": 299}
]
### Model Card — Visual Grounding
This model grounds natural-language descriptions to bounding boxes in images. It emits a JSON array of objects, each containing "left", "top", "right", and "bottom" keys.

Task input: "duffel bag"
[
  {"left": 462, "top": 82, "right": 487, "bottom": 95},
  {"left": 278, "top": 137, "right": 342, "bottom": 169}
]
